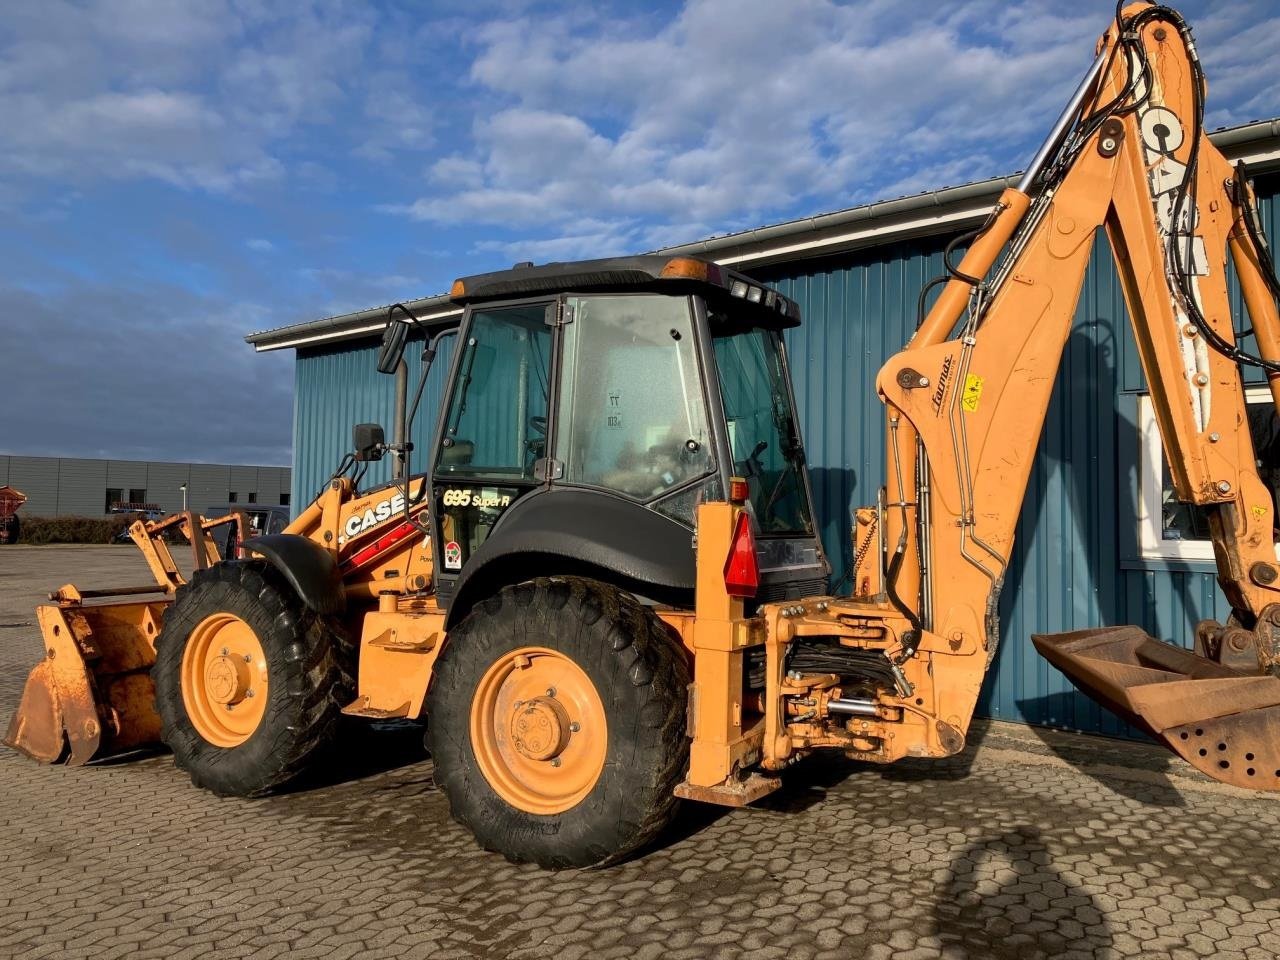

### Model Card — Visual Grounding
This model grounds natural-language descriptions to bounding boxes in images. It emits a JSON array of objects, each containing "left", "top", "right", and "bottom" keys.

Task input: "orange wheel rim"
[
  {"left": 181, "top": 613, "right": 268, "bottom": 748},
  {"left": 470, "top": 646, "right": 607, "bottom": 815}
]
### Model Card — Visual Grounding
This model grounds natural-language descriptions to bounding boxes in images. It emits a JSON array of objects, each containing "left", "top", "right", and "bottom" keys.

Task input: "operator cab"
[{"left": 425, "top": 255, "right": 829, "bottom": 615}]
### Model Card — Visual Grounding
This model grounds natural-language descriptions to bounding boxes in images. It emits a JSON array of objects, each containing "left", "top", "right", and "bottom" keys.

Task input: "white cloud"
[
  {"left": 0, "top": 0, "right": 431, "bottom": 194},
  {"left": 474, "top": 217, "right": 640, "bottom": 262},
  {"left": 396, "top": 0, "right": 1105, "bottom": 251},
  {"left": 392, "top": 0, "right": 1280, "bottom": 257},
  {"left": 246, "top": 238, "right": 275, "bottom": 253}
]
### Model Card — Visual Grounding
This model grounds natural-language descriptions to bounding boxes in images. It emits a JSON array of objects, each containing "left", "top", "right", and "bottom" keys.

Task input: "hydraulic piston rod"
[
  {"left": 1016, "top": 51, "right": 1108, "bottom": 193},
  {"left": 826, "top": 698, "right": 879, "bottom": 718}
]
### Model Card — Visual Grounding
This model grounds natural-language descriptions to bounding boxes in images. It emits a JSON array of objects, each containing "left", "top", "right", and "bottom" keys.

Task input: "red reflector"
[
  {"left": 728, "top": 476, "right": 749, "bottom": 504},
  {"left": 723, "top": 511, "right": 759, "bottom": 598},
  {"left": 342, "top": 520, "right": 417, "bottom": 570}
]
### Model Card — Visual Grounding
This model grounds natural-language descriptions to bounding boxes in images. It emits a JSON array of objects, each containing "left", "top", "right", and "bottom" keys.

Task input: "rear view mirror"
[
  {"left": 353, "top": 423, "right": 386, "bottom": 461},
  {"left": 377, "top": 319, "right": 410, "bottom": 374}
]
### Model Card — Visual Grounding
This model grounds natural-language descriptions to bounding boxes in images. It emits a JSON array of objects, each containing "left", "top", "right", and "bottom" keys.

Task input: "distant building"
[{"left": 0, "top": 455, "right": 291, "bottom": 518}]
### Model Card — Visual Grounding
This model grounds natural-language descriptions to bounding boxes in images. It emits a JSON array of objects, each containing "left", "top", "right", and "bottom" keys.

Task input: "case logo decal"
[
  {"left": 443, "top": 540, "right": 463, "bottom": 570},
  {"left": 343, "top": 492, "right": 406, "bottom": 539}
]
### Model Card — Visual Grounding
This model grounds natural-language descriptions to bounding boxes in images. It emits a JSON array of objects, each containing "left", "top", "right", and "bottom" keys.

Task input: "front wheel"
[
  {"left": 152, "top": 561, "right": 353, "bottom": 796},
  {"left": 428, "top": 577, "right": 690, "bottom": 868}
]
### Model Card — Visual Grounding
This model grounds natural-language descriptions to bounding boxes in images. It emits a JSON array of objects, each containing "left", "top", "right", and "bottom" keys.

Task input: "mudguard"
[
  {"left": 447, "top": 488, "right": 696, "bottom": 626},
  {"left": 242, "top": 534, "right": 345, "bottom": 615}
]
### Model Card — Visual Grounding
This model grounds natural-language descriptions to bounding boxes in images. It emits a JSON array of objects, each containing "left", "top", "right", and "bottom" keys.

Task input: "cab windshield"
[{"left": 712, "top": 323, "right": 813, "bottom": 535}]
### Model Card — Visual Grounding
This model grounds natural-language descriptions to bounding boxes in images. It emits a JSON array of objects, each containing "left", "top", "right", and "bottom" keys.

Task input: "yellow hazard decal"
[
  {"left": 1252, "top": 504, "right": 1269, "bottom": 521},
  {"left": 961, "top": 374, "right": 985, "bottom": 413}
]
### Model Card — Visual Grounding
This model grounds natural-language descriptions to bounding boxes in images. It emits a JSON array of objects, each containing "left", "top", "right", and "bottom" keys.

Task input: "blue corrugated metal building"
[{"left": 247, "top": 119, "right": 1280, "bottom": 738}]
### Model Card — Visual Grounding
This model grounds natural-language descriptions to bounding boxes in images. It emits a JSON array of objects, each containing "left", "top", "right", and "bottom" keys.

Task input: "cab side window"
[{"left": 556, "top": 295, "right": 713, "bottom": 499}]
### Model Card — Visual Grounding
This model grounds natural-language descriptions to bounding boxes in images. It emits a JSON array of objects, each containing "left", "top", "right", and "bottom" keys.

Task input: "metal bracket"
[
  {"left": 896, "top": 367, "right": 930, "bottom": 390},
  {"left": 533, "top": 458, "right": 564, "bottom": 481}
]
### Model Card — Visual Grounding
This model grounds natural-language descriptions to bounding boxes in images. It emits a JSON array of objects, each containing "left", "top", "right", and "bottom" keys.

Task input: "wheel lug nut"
[
  {"left": 246, "top": 689, "right": 255, "bottom": 698},
  {"left": 221, "top": 647, "right": 229, "bottom": 656},
  {"left": 551, "top": 757, "right": 561, "bottom": 767},
  {"left": 243, "top": 654, "right": 252, "bottom": 662},
  {"left": 546, "top": 687, "right": 556, "bottom": 697},
  {"left": 569, "top": 722, "right": 581, "bottom": 733}
]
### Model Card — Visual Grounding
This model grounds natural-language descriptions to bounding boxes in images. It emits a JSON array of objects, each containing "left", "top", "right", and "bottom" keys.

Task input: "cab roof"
[{"left": 449, "top": 255, "right": 801, "bottom": 329}]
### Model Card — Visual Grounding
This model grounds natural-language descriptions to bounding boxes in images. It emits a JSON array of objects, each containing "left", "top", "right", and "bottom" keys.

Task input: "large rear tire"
[
  {"left": 153, "top": 561, "right": 353, "bottom": 796},
  {"left": 428, "top": 577, "right": 690, "bottom": 868}
]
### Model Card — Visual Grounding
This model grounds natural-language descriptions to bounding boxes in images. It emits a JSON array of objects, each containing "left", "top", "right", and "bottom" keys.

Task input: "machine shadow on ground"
[
  {"left": 280, "top": 720, "right": 431, "bottom": 794},
  {"left": 931, "top": 824, "right": 1113, "bottom": 959},
  {"left": 1014, "top": 693, "right": 1187, "bottom": 807}
]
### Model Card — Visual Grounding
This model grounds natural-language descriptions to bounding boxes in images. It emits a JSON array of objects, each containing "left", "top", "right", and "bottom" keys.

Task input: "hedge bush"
[{"left": 16, "top": 515, "right": 135, "bottom": 545}]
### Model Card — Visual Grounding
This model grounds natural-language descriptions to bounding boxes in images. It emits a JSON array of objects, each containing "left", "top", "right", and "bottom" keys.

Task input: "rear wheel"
[
  {"left": 428, "top": 577, "right": 690, "bottom": 868},
  {"left": 153, "top": 561, "right": 352, "bottom": 796}
]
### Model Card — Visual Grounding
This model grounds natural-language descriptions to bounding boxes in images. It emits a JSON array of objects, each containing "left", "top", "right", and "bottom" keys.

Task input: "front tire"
[
  {"left": 428, "top": 577, "right": 690, "bottom": 868},
  {"left": 153, "top": 561, "right": 352, "bottom": 796}
]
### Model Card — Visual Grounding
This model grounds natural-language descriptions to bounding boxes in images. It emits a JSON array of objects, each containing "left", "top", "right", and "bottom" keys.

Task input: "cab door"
[
  {"left": 551, "top": 293, "right": 716, "bottom": 518},
  {"left": 431, "top": 300, "right": 556, "bottom": 598}
]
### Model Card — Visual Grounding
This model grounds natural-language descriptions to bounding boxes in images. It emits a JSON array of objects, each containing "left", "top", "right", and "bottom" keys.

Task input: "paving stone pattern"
[{"left": 3, "top": 546, "right": 1280, "bottom": 958}]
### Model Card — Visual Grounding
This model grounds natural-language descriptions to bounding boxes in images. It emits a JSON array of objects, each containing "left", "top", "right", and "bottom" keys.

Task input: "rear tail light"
[{"left": 723, "top": 511, "right": 759, "bottom": 598}]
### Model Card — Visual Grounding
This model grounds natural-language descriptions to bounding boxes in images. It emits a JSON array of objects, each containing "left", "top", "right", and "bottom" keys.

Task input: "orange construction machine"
[{"left": 9, "top": 2, "right": 1280, "bottom": 867}]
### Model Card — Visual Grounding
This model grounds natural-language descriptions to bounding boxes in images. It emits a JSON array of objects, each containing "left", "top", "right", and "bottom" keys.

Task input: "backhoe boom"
[{"left": 860, "top": 2, "right": 1280, "bottom": 786}]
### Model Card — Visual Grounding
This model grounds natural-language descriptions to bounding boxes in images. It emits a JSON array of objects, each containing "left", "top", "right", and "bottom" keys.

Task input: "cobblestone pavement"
[{"left": 4, "top": 546, "right": 1280, "bottom": 959}]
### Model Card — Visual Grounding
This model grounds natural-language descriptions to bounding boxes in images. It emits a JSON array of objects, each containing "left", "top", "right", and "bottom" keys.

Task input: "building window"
[
  {"left": 128, "top": 488, "right": 146, "bottom": 504},
  {"left": 228, "top": 492, "right": 238, "bottom": 503},
  {"left": 248, "top": 492, "right": 257, "bottom": 504},
  {"left": 105, "top": 488, "right": 123, "bottom": 513},
  {"left": 279, "top": 493, "right": 291, "bottom": 507},
  {"left": 1138, "top": 390, "right": 1280, "bottom": 561}
]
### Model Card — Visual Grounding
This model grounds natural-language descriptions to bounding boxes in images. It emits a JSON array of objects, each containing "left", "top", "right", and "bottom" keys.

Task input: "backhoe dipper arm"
[{"left": 872, "top": 3, "right": 1280, "bottom": 743}]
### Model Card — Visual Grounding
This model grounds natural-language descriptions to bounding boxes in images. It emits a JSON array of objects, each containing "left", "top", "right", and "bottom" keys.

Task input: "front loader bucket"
[
  {"left": 4, "top": 589, "right": 167, "bottom": 765},
  {"left": 1034, "top": 626, "right": 1280, "bottom": 789}
]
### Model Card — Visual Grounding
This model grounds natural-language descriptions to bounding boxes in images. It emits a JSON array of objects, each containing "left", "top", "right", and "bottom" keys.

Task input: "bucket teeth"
[{"left": 1034, "top": 627, "right": 1280, "bottom": 790}]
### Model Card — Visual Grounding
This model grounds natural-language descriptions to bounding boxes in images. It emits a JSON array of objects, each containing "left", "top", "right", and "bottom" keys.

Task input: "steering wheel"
[{"left": 527, "top": 415, "right": 548, "bottom": 458}]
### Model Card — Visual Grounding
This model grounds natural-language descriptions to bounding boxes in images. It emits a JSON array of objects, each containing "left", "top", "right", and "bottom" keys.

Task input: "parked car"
[{"left": 204, "top": 504, "right": 291, "bottom": 558}]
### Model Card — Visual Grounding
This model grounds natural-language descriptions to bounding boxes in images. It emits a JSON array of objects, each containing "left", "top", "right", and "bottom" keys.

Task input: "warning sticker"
[
  {"left": 1252, "top": 504, "right": 1269, "bottom": 521},
  {"left": 443, "top": 540, "right": 462, "bottom": 570},
  {"left": 961, "top": 374, "right": 985, "bottom": 414}
]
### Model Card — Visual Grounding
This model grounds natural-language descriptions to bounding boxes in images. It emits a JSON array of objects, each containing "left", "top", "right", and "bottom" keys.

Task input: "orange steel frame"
[
  {"left": 281, "top": 475, "right": 448, "bottom": 721},
  {"left": 680, "top": 3, "right": 1280, "bottom": 793}
]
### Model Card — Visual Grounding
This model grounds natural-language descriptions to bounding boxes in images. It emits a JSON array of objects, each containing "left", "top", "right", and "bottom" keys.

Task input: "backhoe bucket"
[
  {"left": 1034, "top": 626, "right": 1280, "bottom": 789},
  {"left": 4, "top": 588, "right": 167, "bottom": 765}
]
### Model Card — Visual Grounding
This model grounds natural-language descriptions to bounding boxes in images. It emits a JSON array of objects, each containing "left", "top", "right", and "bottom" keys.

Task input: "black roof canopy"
[{"left": 450, "top": 255, "right": 802, "bottom": 330}]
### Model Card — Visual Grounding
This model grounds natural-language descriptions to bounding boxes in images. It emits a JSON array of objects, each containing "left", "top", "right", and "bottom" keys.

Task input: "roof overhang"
[{"left": 247, "top": 119, "right": 1280, "bottom": 353}]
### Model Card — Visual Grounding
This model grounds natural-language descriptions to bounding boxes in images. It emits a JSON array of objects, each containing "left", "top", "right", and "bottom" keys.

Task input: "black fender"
[
  {"left": 242, "top": 533, "right": 346, "bottom": 616},
  {"left": 447, "top": 488, "right": 696, "bottom": 627}
]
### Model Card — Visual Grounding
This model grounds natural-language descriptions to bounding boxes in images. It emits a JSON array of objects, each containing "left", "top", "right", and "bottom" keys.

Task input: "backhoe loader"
[{"left": 9, "top": 2, "right": 1280, "bottom": 868}]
